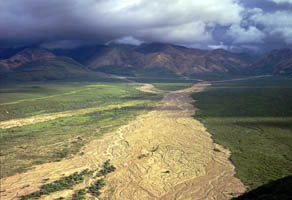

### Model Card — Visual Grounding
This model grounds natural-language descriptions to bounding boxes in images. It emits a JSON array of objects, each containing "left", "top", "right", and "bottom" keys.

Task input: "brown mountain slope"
[
  {"left": 0, "top": 47, "right": 56, "bottom": 70},
  {"left": 88, "top": 47, "right": 142, "bottom": 69},
  {"left": 87, "top": 43, "right": 251, "bottom": 75},
  {"left": 251, "top": 49, "right": 292, "bottom": 75},
  {"left": 0, "top": 47, "right": 116, "bottom": 82}
]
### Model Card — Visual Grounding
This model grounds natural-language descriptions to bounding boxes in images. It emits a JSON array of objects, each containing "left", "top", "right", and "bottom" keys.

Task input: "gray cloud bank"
[{"left": 0, "top": 0, "right": 292, "bottom": 52}]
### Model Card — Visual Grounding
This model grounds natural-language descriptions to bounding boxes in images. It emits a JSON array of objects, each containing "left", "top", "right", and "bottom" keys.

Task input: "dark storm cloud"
[
  {"left": 0, "top": 0, "right": 291, "bottom": 52},
  {"left": 0, "top": 0, "right": 120, "bottom": 44},
  {"left": 240, "top": 0, "right": 292, "bottom": 12}
]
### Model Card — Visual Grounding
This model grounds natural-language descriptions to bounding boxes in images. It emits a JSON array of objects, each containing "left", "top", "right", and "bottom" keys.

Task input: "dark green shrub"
[
  {"left": 96, "top": 160, "right": 116, "bottom": 177},
  {"left": 88, "top": 179, "right": 105, "bottom": 197},
  {"left": 20, "top": 169, "right": 91, "bottom": 200},
  {"left": 73, "top": 189, "right": 86, "bottom": 200}
]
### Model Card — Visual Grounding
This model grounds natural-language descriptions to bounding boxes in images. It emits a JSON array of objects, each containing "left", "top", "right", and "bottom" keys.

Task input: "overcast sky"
[{"left": 0, "top": 0, "right": 292, "bottom": 52}]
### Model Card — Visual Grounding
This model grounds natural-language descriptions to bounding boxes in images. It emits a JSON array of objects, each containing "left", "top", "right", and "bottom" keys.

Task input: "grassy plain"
[
  {"left": 0, "top": 82, "right": 161, "bottom": 178},
  {"left": 192, "top": 75, "right": 292, "bottom": 192},
  {"left": 0, "top": 82, "right": 145, "bottom": 121}
]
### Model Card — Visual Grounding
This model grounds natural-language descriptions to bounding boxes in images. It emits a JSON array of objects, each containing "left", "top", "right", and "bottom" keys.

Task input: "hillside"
[
  {"left": 52, "top": 45, "right": 109, "bottom": 65},
  {"left": 250, "top": 49, "right": 292, "bottom": 75},
  {"left": 0, "top": 47, "right": 56, "bottom": 70},
  {"left": 0, "top": 48, "right": 115, "bottom": 83},
  {"left": 85, "top": 43, "right": 252, "bottom": 76}
]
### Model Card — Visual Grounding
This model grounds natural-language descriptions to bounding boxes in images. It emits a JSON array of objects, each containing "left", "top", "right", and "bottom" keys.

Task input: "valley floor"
[{"left": 0, "top": 82, "right": 246, "bottom": 199}]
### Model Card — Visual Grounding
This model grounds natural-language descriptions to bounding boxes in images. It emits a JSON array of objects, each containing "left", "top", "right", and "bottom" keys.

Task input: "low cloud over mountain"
[{"left": 0, "top": 0, "right": 292, "bottom": 52}]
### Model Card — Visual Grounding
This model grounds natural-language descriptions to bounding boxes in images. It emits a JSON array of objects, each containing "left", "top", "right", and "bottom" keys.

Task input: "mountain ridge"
[
  {"left": 85, "top": 43, "right": 252, "bottom": 75},
  {"left": 1, "top": 44, "right": 291, "bottom": 82},
  {"left": 0, "top": 47, "right": 56, "bottom": 70},
  {"left": 0, "top": 47, "right": 115, "bottom": 82}
]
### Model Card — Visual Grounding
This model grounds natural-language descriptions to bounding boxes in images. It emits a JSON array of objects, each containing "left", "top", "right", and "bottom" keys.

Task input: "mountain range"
[{"left": 0, "top": 43, "right": 291, "bottom": 82}]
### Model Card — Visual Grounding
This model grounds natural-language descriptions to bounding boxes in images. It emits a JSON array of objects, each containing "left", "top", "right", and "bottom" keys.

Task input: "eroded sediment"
[
  {"left": 100, "top": 82, "right": 246, "bottom": 200},
  {"left": 0, "top": 82, "right": 246, "bottom": 200}
]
